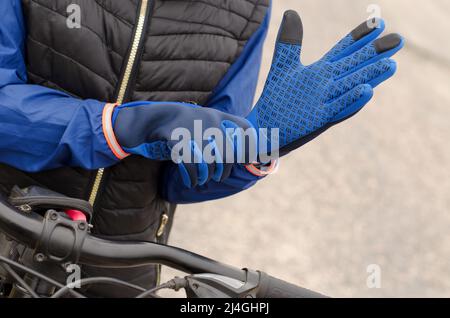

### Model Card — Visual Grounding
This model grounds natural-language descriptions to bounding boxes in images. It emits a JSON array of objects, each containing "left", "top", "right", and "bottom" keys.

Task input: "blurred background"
[{"left": 163, "top": 0, "right": 450, "bottom": 297}]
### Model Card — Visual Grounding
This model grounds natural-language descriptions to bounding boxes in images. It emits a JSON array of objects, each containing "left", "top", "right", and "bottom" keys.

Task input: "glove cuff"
[
  {"left": 102, "top": 103, "right": 130, "bottom": 160},
  {"left": 245, "top": 160, "right": 279, "bottom": 177}
]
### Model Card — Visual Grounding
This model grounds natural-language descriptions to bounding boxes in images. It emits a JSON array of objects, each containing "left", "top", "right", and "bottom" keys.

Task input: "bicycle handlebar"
[
  {"left": 0, "top": 196, "right": 246, "bottom": 280},
  {"left": 0, "top": 195, "right": 326, "bottom": 298},
  {"left": 256, "top": 272, "right": 326, "bottom": 298}
]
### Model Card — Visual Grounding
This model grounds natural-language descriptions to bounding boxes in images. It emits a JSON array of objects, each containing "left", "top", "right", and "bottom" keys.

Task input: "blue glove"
[
  {"left": 112, "top": 102, "right": 257, "bottom": 188},
  {"left": 247, "top": 11, "right": 405, "bottom": 157}
]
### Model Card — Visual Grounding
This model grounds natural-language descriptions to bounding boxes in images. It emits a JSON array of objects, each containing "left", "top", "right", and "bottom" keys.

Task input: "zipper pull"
[{"left": 156, "top": 214, "right": 169, "bottom": 238}]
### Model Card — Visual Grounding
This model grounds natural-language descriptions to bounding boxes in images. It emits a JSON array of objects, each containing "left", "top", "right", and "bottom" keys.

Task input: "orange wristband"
[
  {"left": 102, "top": 103, "right": 130, "bottom": 160},
  {"left": 245, "top": 160, "right": 279, "bottom": 177}
]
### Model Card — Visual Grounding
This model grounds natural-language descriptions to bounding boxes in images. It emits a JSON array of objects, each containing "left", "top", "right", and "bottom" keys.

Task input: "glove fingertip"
[
  {"left": 355, "top": 84, "right": 374, "bottom": 111},
  {"left": 374, "top": 33, "right": 404, "bottom": 54},
  {"left": 277, "top": 10, "right": 303, "bottom": 45},
  {"left": 220, "top": 164, "right": 234, "bottom": 182},
  {"left": 212, "top": 162, "right": 224, "bottom": 182},
  {"left": 351, "top": 18, "right": 385, "bottom": 41},
  {"left": 178, "top": 163, "right": 193, "bottom": 189},
  {"left": 360, "top": 84, "right": 374, "bottom": 100},
  {"left": 368, "top": 59, "right": 397, "bottom": 88},
  {"left": 197, "top": 163, "right": 209, "bottom": 186},
  {"left": 385, "top": 58, "right": 398, "bottom": 74}
]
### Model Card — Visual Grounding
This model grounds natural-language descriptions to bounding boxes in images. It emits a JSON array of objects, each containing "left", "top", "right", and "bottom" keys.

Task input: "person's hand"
[
  {"left": 247, "top": 11, "right": 404, "bottom": 157},
  {"left": 109, "top": 102, "right": 257, "bottom": 188}
]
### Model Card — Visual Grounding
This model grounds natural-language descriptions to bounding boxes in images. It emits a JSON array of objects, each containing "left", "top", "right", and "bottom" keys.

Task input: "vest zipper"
[
  {"left": 87, "top": 0, "right": 167, "bottom": 286},
  {"left": 155, "top": 213, "right": 169, "bottom": 286},
  {"left": 156, "top": 214, "right": 169, "bottom": 238},
  {"left": 88, "top": 0, "right": 151, "bottom": 206}
]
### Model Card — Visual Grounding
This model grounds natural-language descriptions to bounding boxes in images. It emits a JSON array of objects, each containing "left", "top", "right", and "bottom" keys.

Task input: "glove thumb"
[
  {"left": 277, "top": 10, "right": 303, "bottom": 45},
  {"left": 274, "top": 10, "right": 303, "bottom": 62}
]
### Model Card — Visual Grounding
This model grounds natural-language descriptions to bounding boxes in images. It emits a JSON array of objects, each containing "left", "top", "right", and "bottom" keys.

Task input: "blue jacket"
[{"left": 0, "top": 0, "right": 271, "bottom": 204}]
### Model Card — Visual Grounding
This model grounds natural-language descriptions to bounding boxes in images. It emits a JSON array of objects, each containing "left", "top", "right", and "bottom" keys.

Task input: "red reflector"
[{"left": 65, "top": 209, "right": 87, "bottom": 222}]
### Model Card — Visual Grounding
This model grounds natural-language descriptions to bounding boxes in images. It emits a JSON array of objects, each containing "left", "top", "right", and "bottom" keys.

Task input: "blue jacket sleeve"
[
  {"left": 0, "top": 0, "right": 118, "bottom": 172},
  {"left": 161, "top": 5, "right": 272, "bottom": 204}
]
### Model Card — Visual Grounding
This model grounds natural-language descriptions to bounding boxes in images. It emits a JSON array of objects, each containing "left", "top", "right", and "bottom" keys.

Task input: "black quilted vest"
[{"left": 0, "top": 0, "right": 269, "bottom": 295}]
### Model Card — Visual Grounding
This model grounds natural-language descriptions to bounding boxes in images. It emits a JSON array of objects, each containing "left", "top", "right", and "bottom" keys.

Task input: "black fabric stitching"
[
  {"left": 27, "top": 71, "right": 83, "bottom": 99},
  {"left": 234, "top": 0, "right": 267, "bottom": 61},
  {"left": 134, "top": 89, "right": 212, "bottom": 93},
  {"left": 27, "top": 36, "right": 116, "bottom": 88},
  {"left": 164, "top": 0, "right": 264, "bottom": 7},
  {"left": 29, "top": 0, "right": 125, "bottom": 59},
  {"left": 140, "top": 58, "right": 231, "bottom": 64},
  {"left": 147, "top": 32, "right": 235, "bottom": 40},
  {"left": 248, "top": 19, "right": 264, "bottom": 24},
  {"left": 152, "top": 15, "right": 235, "bottom": 38},
  {"left": 243, "top": 0, "right": 270, "bottom": 6},
  {"left": 239, "top": 0, "right": 260, "bottom": 39},
  {"left": 92, "top": 0, "right": 134, "bottom": 28},
  {"left": 238, "top": 0, "right": 260, "bottom": 6},
  {"left": 166, "top": 0, "right": 251, "bottom": 22}
]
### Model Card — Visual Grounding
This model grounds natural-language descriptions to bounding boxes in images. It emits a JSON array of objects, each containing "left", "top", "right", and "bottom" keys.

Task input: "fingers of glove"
[
  {"left": 322, "top": 19, "right": 385, "bottom": 62},
  {"left": 328, "top": 59, "right": 397, "bottom": 98},
  {"left": 212, "top": 162, "right": 224, "bottom": 182},
  {"left": 367, "top": 59, "right": 397, "bottom": 88},
  {"left": 207, "top": 161, "right": 218, "bottom": 183},
  {"left": 277, "top": 10, "right": 303, "bottom": 46},
  {"left": 328, "top": 84, "right": 374, "bottom": 123},
  {"left": 206, "top": 138, "right": 224, "bottom": 182},
  {"left": 273, "top": 10, "right": 303, "bottom": 68},
  {"left": 192, "top": 141, "right": 209, "bottom": 186},
  {"left": 178, "top": 161, "right": 209, "bottom": 189},
  {"left": 332, "top": 33, "right": 404, "bottom": 78},
  {"left": 178, "top": 163, "right": 194, "bottom": 189},
  {"left": 220, "top": 163, "right": 234, "bottom": 182},
  {"left": 178, "top": 141, "right": 209, "bottom": 188}
]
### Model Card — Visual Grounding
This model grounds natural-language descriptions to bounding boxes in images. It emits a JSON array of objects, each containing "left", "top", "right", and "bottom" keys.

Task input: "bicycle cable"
[
  {"left": 51, "top": 277, "right": 147, "bottom": 298},
  {"left": 0, "top": 263, "right": 39, "bottom": 298},
  {"left": 0, "top": 255, "right": 84, "bottom": 298},
  {"left": 136, "top": 277, "right": 187, "bottom": 298},
  {"left": 0, "top": 255, "right": 186, "bottom": 298}
]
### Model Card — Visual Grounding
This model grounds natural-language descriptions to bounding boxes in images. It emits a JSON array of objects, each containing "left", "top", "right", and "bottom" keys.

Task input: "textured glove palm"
[{"left": 247, "top": 11, "right": 404, "bottom": 157}]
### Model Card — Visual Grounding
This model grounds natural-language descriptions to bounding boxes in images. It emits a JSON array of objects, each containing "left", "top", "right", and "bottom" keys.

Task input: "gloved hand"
[
  {"left": 110, "top": 102, "right": 257, "bottom": 188},
  {"left": 247, "top": 11, "right": 404, "bottom": 157}
]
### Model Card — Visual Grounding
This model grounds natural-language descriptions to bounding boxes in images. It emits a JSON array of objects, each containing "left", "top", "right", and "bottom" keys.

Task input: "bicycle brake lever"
[{"left": 184, "top": 269, "right": 260, "bottom": 298}]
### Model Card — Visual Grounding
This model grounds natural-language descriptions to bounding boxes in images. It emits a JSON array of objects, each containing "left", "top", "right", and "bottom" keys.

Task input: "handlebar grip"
[{"left": 255, "top": 272, "right": 327, "bottom": 298}]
